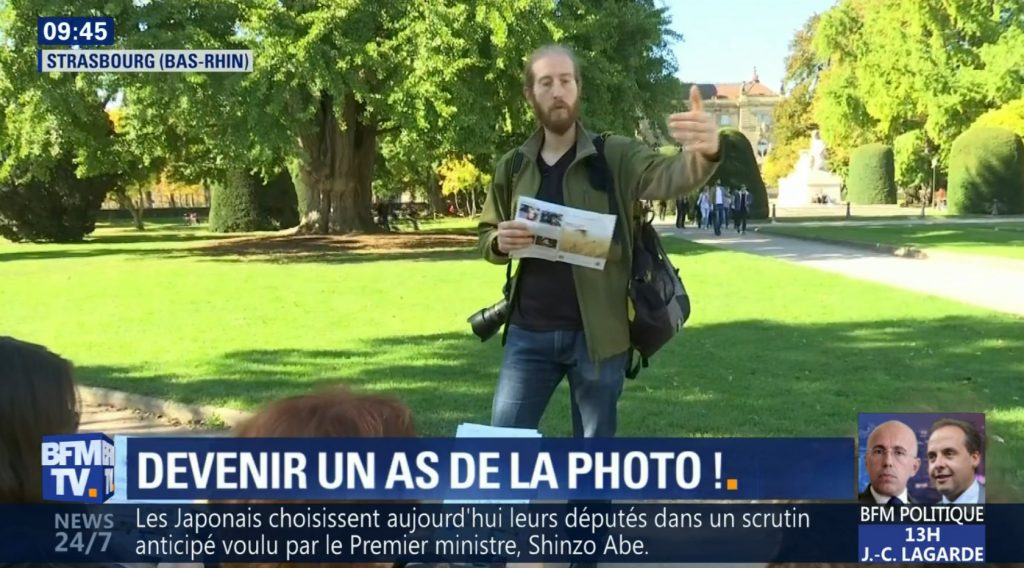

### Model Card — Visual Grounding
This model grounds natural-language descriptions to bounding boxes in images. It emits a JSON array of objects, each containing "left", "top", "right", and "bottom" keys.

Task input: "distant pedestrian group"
[{"left": 690, "top": 181, "right": 751, "bottom": 236}]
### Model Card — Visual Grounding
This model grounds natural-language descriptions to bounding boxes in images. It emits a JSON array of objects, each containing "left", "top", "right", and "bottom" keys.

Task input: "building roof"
[{"left": 694, "top": 68, "right": 779, "bottom": 100}]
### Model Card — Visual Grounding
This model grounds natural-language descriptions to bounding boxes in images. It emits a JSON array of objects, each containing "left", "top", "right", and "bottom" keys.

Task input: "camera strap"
[{"left": 504, "top": 147, "right": 526, "bottom": 285}]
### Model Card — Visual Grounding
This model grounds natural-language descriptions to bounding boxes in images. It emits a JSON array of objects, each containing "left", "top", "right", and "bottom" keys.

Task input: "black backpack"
[{"left": 504, "top": 135, "right": 691, "bottom": 378}]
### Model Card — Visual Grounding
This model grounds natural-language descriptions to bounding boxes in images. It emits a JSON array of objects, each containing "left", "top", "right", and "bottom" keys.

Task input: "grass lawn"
[
  {"left": 2, "top": 219, "right": 1022, "bottom": 495},
  {"left": 763, "top": 222, "right": 1024, "bottom": 260}
]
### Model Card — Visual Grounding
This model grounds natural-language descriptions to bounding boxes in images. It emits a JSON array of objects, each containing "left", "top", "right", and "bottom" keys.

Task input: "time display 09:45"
[{"left": 38, "top": 17, "right": 114, "bottom": 46}]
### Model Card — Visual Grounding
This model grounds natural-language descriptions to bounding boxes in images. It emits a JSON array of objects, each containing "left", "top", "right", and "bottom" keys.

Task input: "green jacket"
[{"left": 478, "top": 122, "right": 721, "bottom": 362}]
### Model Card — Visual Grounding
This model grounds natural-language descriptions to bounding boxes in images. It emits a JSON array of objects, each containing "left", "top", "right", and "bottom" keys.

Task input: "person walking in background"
[
  {"left": 675, "top": 195, "right": 688, "bottom": 228},
  {"left": 657, "top": 200, "right": 668, "bottom": 221},
  {"left": 735, "top": 184, "right": 750, "bottom": 234},
  {"left": 723, "top": 188, "right": 732, "bottom": 228},
  {"left": 698, "top": 188, "right": 711, "bottom": 230},
  {"left": 713, "top": 181, "right": 725, "bottom": 235}
]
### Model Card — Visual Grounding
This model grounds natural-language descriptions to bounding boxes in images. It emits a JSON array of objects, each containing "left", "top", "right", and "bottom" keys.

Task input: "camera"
[
  {"left": 468, "top": 280, "right": 513, "bottom": 341},
  {"left": 467, "top": 297, "right": 509, "bottom": 341}
]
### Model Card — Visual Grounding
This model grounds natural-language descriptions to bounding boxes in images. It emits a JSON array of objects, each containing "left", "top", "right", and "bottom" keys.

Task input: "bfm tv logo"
[{"left": 42, "top": 433, "right": 115, "bottom": 503}]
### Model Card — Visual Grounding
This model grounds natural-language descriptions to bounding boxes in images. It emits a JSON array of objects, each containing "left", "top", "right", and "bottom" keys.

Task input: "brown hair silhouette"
[
  {"left": 231, "top": 386, "right": 416, "bottom": 568},
  {"left": 0, "top": 336, "right": 80, "bottom": 503}
]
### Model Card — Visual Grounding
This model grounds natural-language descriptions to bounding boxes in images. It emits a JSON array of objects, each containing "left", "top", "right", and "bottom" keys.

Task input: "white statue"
[
  {"left": 776, "top": 128, "right": 842, "bottom": 206},
  {"left": 809, "top": 129, "right": 828, "bottom": 171}
]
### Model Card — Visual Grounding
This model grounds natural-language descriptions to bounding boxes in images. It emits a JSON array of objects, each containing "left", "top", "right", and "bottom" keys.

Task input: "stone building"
[{"left": 694, "top": 69, "right": 781, "bottom": 164}]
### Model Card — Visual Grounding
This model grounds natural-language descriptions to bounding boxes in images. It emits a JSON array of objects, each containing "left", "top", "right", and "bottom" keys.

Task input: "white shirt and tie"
[
  {"left": 714, "top": 186, "right": 724, "bottom": 205},
  {"left": 869, "top": 485, "right": 909, "bottom": 505}
]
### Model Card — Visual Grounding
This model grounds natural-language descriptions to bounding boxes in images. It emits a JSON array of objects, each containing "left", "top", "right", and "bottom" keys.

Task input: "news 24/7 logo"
[{"left": 42, "top": 433, "right": 115, "bottom": 503}]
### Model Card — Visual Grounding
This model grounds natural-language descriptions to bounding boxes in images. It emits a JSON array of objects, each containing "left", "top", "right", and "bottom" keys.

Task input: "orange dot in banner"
[
  {"left": 88, "top": 488, "right": 97, "bottom": 498},
  {"left": 726, "top": 479, "right": 738, "bottom": 490}
]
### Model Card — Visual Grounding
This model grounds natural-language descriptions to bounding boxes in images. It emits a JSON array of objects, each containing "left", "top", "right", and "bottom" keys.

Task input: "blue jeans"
[
  {"left": 714, "top": 204, "right": 725, "bottom": 235},
  {"left": 491, "top": 325, "right": 627, "bottom": 437}
]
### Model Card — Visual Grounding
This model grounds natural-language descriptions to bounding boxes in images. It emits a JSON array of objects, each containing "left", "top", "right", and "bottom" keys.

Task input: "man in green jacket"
[{"left": 478, "top": 44, "right": 721, "bottom": 439}]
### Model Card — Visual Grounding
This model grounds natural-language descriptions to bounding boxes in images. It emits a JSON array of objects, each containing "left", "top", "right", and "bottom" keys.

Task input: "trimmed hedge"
[
  {"left": 948, "top": 126, "right": 1024, "bottom": 215},
  {"left": 712, "top": 128, "right": 770, "bottom": 219},
  {"left": 847, "top": 143, "right": 897, "bottom": 204},
  {"left": 209, "top": 168, "right": 265, "bottom": 232},
  {"left": 0, "top": 156, "right": 111, "bottom": 242}
]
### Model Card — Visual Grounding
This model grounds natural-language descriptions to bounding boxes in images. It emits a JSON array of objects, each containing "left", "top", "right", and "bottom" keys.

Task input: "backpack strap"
[
  {"left": 503, "top": 149, "right": 526, "bottom": 300},
  {"left": 589, "top": 134, "right": 646, "bottom": 380}
]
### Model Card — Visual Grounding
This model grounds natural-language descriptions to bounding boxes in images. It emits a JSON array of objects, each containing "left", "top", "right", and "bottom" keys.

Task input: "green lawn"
[
  {"left": 2, "top": 221, "right": 1022, "bottom": 496},
  {"left": 763, "top": 222, "right": 1024, "bottom": 260}
]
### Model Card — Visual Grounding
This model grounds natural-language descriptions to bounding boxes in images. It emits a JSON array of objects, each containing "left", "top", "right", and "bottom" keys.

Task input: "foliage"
[
  {"left": 811, "top": 0, "right": 1024, "bottom": 174},
  {"left": 892, "top": 129, "right": 932, "bottom": 194},
  {"left": 773, "top": 15, "right": 822, "bottom": 143},
  {"left": 973, "top": 99, "right": 1024, "bottom": 139},
  {"left": 0, "top": 153, "right": 112, "bottom": 242},
  {"left": 947, "top": 127, "right": 1024, "bottom": 215},
  {"left": 209, "top": 168, "right": 265, "bottom": 232},
  {"left": 255, "top": 169, "right": 299, "bottom": 230},
  {"left": 761, "top": 138, "right": 803, "bottom": 188},
  {"left": 764, "top": 14, "right": 823, "bottom": 188},
  {"left": 438, "top": 157, "right": 484, "bottom": 197},
  {"left": 846, "top": 143, "right": 897, "bottom": 204}
]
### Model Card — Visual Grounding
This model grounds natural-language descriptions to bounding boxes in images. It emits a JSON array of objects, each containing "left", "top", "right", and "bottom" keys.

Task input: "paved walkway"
[
  {"left": 78, "top": 402, "right": 216, "bottom": 435},
  {"left": 660, "top": 223, "right": 1024, "bottom": 317}
]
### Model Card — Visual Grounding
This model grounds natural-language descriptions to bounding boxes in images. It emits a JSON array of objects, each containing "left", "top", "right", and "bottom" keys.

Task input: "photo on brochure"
[{"left": 512, "top": 195, "right": 616, "bottom": 270}]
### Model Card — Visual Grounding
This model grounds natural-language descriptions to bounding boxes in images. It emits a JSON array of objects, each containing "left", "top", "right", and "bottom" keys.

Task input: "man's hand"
[
  {"left": 496, "top": 220, "right": 534, "bottom": 254},
  {"left": 668, "top": 85, "right": 720, "bottom": 160}
]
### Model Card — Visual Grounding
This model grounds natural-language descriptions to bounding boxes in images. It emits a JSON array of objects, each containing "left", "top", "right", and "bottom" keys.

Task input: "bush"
[
  {"left": 0, "top": 156, "right": 111, "bottom": 242},
  {"left": 847, "top": 143, "right": 897, "bottom": 204},
  {"left": 712, "top": 128, "right": 770, "bottom": 219},
  {"left": 947, "top": 127, "right": 1024, "bottom": 215},
  {"left": 209, "top": 168, "right": 265, "bottom": 232}
]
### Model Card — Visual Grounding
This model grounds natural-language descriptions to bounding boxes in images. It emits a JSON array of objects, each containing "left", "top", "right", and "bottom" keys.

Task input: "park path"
[
  {"left": 78, "top": 402, "right": 215, "bottom": 436},
  {"left": 659, "top": 222, "right": 1024, "bottom": 317}
]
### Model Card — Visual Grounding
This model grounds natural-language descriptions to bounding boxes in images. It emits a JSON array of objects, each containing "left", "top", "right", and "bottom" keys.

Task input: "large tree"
[
  {"left": 811, "top": 0, "right": 1024, "bottom": 174},
  {"left": 762, "top": 13, "right": 824, "bottom": 186},
  {"left": 3, "top": 0, "right": 687, "bottom": 236}
]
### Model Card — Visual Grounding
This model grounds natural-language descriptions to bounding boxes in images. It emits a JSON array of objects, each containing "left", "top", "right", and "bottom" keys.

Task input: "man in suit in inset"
[
  {"left": 927, "top": 417, "right": 985, "bottom": 504},
  {"left": 859, "top": 420, "right": 921, "bottom": 505}
]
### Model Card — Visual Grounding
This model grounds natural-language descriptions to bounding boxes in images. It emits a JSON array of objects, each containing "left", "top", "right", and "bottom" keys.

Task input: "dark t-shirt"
[{"left": 509, "top": 146, "right": 582, "bottom": 331}]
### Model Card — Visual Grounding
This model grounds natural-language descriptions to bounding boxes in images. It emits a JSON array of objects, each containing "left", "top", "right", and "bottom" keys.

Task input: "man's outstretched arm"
[{"left": 617, "top": 85, "right": 723, "bottom": 201}]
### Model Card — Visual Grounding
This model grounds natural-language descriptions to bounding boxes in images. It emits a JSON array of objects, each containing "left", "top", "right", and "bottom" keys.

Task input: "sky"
[{"left": 662, "top": 0, "right": 837, "bottom": 93}]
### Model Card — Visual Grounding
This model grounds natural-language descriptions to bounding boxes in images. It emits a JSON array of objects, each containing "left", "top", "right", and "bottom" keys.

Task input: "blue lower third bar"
[{"left": 858, "top": 524, "right": 985, "bottom": 563}]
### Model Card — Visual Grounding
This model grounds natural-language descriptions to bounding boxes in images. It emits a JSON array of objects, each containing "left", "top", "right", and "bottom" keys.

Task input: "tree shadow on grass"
[
  {"left": 0, "top": 247, "right": 178, "bottom": 262},
  {"left": 87, "top": 231, "right": 241, "bottom": 245},
  {"left": 0, "top": 231, "right": 480, "bottom": 264},
  {"left": 77, "top": 315, "right": 1024, "bottom": 497}
]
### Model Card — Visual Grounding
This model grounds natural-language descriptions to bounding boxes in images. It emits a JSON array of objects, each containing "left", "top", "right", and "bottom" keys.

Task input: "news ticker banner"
[
  {"left": 120, "top": 437, "right": 855, "bottom": 501},
  {"left": 1, "top": 503, "right": 1022, "bottom": 564},
  {"left": 37, "top": 16, "right": 252, "bottom": 72}
]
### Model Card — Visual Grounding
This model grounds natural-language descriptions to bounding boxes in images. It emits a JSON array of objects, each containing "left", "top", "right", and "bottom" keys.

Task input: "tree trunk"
[
  {"left": 425, "top": 171, "right": 445, "bottom": 215},
  {"left": 295, "top": 91, "right": 379, "bottom": 234},
  {"left": 114, "top": 189, "right": 144, "bottom": 230},
  {"left": 329, "top": 91, "right": 377, "bottom": 233}
]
